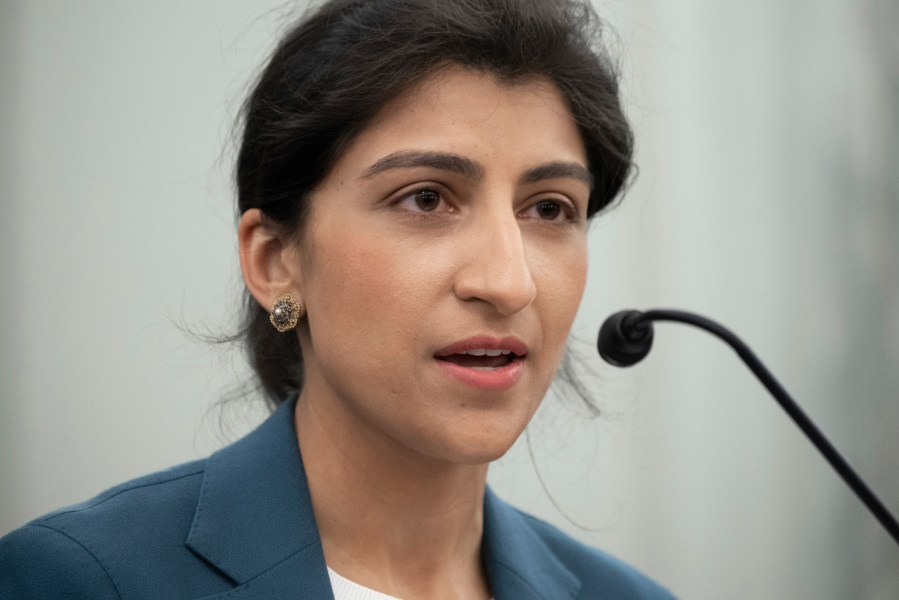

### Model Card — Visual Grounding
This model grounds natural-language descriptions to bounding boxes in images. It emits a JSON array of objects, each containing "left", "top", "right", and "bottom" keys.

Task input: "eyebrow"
[
  {"left": 361, "top": 150, "right": 484, "bottom": 180},
  {"left": 520, "top": 162, "right": 594, "bottom": 189},
  {"left": 360, "top": 150, "right": 592, "bottom": 189}
]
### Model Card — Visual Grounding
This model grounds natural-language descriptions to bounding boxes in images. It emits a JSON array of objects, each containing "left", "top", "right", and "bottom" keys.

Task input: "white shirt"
[{"left": 328, "top": 567, "right": 402, "bottom": 600}]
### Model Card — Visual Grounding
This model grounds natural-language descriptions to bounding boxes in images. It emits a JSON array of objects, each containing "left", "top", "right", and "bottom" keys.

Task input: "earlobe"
[{"left": 238, "top": 208, "right": 302, "bottom": 310}]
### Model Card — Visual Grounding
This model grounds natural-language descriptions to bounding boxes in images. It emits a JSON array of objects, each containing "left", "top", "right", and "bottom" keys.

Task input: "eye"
[
  {"left": 412, "top": 188, "right": 440, "bottom": 211},
  {"left": 534, "top": 200, "right": 562, "bottom": 220},
  {"left": 522, "top": 198, "right": 578, "bottom": 223},
  {"left": 393, "top": 186, "right": 451, "bottom": 214}
]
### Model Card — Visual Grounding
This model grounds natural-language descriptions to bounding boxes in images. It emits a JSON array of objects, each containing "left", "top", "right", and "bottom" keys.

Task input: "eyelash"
[{"left": 391, "top": 185, "right": 580, "bottom": 224}]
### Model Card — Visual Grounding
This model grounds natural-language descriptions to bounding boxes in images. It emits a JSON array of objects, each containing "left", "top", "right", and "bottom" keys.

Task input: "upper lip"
[{"left": 434, "top": 336, "right": 529, "bottom": 358}]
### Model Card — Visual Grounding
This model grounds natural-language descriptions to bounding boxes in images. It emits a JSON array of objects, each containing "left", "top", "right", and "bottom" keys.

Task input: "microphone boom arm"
[{"left": 600, "top": 308, "right": 899, "bottom": 547}]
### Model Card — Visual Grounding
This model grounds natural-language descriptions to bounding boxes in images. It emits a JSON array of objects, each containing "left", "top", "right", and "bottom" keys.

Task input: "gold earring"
[{"left": 269, "top": 293, "right": 303, "bottom": 332}]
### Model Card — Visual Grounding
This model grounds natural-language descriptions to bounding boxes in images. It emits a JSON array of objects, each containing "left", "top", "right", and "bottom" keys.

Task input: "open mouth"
[
  {"left": 433, "top": 339, "right": 528, "bottom": 390},
  {"left": 435, "top": 349, "right": 521, "bottom": 371}
]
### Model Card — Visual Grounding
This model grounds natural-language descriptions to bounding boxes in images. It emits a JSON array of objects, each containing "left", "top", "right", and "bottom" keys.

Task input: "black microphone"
[
  {"left": 597, "top": 308, "right": 899, "bottom": 547},
  {"left": 597, "top": 310, "right": 654, "bottom": 367}
]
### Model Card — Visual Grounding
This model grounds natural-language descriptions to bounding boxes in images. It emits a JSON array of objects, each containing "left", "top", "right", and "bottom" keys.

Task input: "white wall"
[{"left": 2, "top": 1, "right": 898, "bottom": 598}]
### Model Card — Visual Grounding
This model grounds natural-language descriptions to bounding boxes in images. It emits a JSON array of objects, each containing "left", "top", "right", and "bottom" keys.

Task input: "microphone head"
[{"left": 597, "top": 310, "right": 654, "bottom": 367}]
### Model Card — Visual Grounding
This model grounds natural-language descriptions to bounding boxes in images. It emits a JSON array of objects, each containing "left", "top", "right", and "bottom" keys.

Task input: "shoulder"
[
  {"left": 0, "top": 522, "right": 121, "bottom": 599},
  {"left": 0, "top": 459, "right": 227, "bottom": 600},
  {"left": 18, "top": 458, "right": 207, "bottom": 548},
  {"left": 517, "top": 510, "right": 676, "bottom": 600}
]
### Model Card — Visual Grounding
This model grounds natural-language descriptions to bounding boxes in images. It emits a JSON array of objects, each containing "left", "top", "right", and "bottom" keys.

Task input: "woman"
[{"left": 0, "top": 0, "right": 674, "bottom": 598}]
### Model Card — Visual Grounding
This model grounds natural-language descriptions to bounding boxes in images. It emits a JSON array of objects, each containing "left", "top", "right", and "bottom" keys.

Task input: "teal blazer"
[{"left": 0, "top": 398, "right": 674, "bottom": 599}]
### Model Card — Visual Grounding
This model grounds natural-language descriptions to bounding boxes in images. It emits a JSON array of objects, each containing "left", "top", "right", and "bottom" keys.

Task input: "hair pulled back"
[{"left": 236, "top": 0, "right": 635, "bottom": 407}]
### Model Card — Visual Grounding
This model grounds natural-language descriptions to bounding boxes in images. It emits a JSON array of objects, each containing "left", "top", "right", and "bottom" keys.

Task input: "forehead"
[
  {"left": 332, "top": 67, "right": 587, "bottom": 174},
  {"left": 376, "top": 67, "right": 573, "bottom": 125}
]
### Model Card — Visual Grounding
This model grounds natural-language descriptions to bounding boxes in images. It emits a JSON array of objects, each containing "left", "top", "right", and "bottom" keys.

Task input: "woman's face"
[{"left": 295, "top": 67, "right": 591, "bottom": 465}]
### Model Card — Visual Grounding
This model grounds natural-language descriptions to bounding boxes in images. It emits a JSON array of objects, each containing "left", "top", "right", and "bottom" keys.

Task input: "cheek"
[
  {"left": 302, "top": 227, "right": 447, "bottom": 353},
  {"left": 307, "top": 237, "right": 388, "bottom": 329},
  {"left": 533, "top": 241, "right": 588, "bottom": 361},
  {"left": 534, "top": 240, "right": 588, "bottom": 318}
]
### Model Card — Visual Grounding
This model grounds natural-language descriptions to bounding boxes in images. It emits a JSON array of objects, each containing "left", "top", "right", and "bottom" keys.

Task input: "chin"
[
  {"left": 446, "top": 444, "right": 514, "bottom": 466},
  {"left": 418, "top": 421, "right": 527, "bottom": 466}
]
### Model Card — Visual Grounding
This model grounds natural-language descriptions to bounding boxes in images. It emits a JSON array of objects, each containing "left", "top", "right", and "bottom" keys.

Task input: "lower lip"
[{"left": 435, "top": 358, "right": 525, "bottom": 391}]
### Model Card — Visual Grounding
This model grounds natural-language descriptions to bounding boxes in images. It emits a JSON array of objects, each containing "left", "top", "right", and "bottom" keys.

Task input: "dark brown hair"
[{"left": 235, "top": 0, "right": 634, "bottom": 407}]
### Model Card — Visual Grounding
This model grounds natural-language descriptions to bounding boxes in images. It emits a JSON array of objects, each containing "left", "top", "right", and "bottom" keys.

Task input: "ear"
[{"left": 238, "top": 208, "right": 302, "bottom": 311}]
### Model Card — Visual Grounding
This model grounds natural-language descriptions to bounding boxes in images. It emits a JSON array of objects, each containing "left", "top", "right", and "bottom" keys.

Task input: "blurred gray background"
[{"left": 2, "top": 1, "right": 897, "bottom": 597}]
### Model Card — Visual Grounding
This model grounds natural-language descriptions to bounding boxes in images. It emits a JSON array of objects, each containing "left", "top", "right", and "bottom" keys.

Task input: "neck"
[{"left": 295, "top": 391, "right": 492, "bottom": 600}]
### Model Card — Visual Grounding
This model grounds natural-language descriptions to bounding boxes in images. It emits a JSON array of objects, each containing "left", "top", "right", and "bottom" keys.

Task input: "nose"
[{"left": 453, "top": 210, "right": 537, "bottom": 316}]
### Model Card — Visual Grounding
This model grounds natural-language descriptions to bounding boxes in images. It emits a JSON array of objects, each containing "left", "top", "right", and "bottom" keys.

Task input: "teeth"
[{"left": 463, "top": 349, "right": 511, "bottom": 356}]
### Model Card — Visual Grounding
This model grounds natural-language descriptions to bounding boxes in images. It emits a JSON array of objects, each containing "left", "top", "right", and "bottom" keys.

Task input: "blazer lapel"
[
  {"left": 186, "top": 398, "right": 333, "bottom": 599},
  {"left": 482, "top": 488, "right": 582, "bottom": 600}
]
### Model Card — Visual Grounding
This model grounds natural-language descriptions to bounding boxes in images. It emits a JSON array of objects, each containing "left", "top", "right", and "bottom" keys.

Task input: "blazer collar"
[
  {"left": 185, "top": 397, "right": 332, "bottom": 598},
  {"left": 185, "top": 397, "right": 580, "bottom": 599},
  {"left": 482, "top": 488, "right": 582, "bottom": 600}
]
